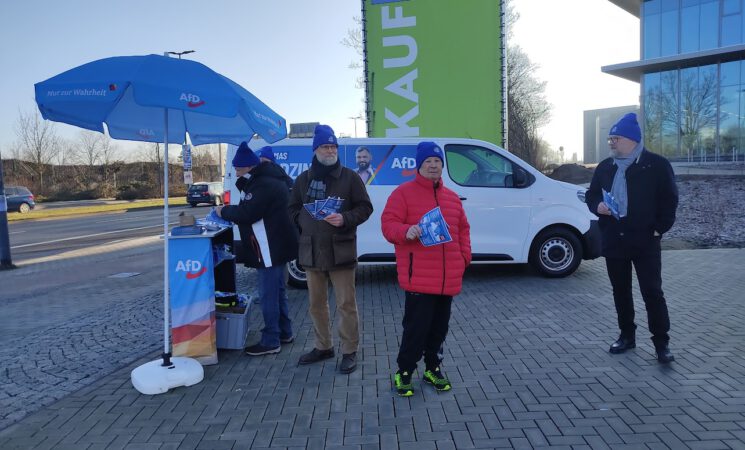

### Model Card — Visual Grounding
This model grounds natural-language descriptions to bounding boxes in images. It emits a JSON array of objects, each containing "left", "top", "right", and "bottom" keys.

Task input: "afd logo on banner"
[
  {"left": 371, "top": 0, "right": 409, "bottom": 3},
  {"left": 175, "top": 259, "right": 207, "bottom": 279}
]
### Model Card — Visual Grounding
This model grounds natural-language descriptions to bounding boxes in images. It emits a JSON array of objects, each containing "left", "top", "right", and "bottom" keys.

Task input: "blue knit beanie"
[
  {"left": 256, "top": 146, "right": 276, "bottom": 163},
  {"left": 609, "top": 113, "right": 641, "bottom": 143},
  {"left": 312, "top": 124, "right": 338, "bottom": 151},
  {"left": 232, "top": 141, "right": 260, "bottom": 168},
  {"left": 415, "top": 141, "right": 444, "bottom": 170}
]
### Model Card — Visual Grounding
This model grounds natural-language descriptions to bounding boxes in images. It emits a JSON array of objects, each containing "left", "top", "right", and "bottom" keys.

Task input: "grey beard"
[{"left": 318, "top": 155, "right": 338, "bottom": 166}]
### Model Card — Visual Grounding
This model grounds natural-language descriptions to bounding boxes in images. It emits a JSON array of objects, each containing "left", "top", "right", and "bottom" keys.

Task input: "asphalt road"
[{"left": 7, "top": 204, "right": 213, "bottom": 263}]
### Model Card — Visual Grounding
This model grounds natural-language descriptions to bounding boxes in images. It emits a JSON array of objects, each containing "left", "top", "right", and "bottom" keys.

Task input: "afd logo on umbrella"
[
  {"left": 175, "top": 259, "right": 207, "bottom": 279},
  {"left": 180, "top": 93, "right": 205, "bottom": 108}
]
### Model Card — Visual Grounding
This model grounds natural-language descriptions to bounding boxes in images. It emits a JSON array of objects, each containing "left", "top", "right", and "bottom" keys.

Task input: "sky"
[
  {"left": 0, "top": 0, "right": 639, "bottom": 161},
  {"left": 511, "top": 0, "right": 640, "bottom": 159}
]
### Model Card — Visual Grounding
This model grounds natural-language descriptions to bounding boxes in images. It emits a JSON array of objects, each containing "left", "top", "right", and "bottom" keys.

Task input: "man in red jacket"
[{"left": 381, "top": 141, "right": 471, "bottom": 397}]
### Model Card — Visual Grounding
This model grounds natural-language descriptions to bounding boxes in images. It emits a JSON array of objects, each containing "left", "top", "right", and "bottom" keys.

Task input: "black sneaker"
[
  {"left": 280, "top": 335, "right": 295, "bottom": 344},
  {"left": 298, "top": 347, "right": 335, "bottom": 365},
  {"left": 244, "top": 343, "right": 280, "bottom": 356}
]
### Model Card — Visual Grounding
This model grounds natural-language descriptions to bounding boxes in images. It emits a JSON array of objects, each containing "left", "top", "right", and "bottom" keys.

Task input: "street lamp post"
[
  {"left": 349, "top": 115, "right": 363, "bottom": 138},
  {"left": 0, "top": 151, "right": 15, "bottom": 270}
]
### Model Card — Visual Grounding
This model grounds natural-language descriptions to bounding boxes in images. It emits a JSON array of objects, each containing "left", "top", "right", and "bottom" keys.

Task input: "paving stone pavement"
[{"left": 1, "top": 248, "right": 744, "bottom": 449}]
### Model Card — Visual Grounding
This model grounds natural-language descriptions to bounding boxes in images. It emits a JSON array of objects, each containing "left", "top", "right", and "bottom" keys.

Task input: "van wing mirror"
[{"left": 513, "top": 167, "right": 528, "bottom": 187}]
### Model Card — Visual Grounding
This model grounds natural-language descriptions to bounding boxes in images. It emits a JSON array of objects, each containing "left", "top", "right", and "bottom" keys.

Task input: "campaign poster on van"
[
  {"left": 273, "top": 144, "right": 420, "bottom": 186},
  {"left": 363, "top": 0, "right": 504, "bottom": 146}
]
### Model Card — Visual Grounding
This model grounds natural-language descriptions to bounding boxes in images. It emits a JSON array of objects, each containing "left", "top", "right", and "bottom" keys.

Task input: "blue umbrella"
[
  {"left": 34, "top": 54, "right": 288, "bottom": 394},
  {"left": 35, "top": 54, "right": 286, "bottom": 145}
]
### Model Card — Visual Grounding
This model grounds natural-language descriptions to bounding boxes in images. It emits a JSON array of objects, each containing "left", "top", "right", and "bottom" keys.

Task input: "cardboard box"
[{"left": 215, "top": 302, "right": 251, "bottom": 350}]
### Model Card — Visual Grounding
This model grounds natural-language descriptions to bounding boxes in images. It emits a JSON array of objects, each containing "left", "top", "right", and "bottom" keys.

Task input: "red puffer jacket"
[{"left": 381, "top": 173, "right": 471, "bottom": 296}]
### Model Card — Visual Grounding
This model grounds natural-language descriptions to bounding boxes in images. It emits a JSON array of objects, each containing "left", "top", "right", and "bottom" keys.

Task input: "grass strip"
[{"left": 7, "top": 198, "right": 188, "bottom": 222}]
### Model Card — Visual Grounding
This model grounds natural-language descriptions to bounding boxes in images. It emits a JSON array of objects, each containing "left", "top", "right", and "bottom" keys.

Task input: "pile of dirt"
[{"left": 547, "top": 164, "right": 594, "bottom": 185}]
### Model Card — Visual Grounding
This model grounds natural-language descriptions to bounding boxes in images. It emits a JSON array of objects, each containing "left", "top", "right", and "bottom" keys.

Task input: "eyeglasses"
[
  {"left": 607, "top": 137, "right": 620, "bottom": 144},
  {"left": 318, "top": 144, "right": 338, "bottom": 151}
]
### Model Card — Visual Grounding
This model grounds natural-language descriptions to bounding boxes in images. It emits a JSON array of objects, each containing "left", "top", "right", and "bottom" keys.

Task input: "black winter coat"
[
  {"left": 220, "top": 162, "right": 298, "bottom": 268},
  {"left": 586, "top": 149, "right": 678, "bottom": 258}
]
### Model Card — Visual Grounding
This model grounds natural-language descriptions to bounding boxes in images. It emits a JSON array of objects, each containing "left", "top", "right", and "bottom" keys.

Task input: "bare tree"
[
  {"left": 75, "top": 130, "right": 103, "bottom": 167},
  {"left": 341, "top": 16, "right": 367, "bottom": 131},
  {"left": 504, "top": 0, "right": 552, "bottom": 168},
  {"left": 506, "top": 45, "right": 551, "bottom": 167},
  {"left": 341, "top": 16, "right": 365, "bottom": 90},
  {"left": 14, "top": 110, "right": 61, "bottom": 193}
]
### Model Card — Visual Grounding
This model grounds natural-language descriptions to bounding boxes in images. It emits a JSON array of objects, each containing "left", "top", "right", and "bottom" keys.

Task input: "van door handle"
[{"left": 459, "top": 196, "right": 467, "bottom": 201}]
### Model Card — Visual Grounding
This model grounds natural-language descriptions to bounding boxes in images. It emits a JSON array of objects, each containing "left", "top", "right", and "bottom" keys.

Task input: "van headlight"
[{"left": 576, "top": 189, "right": 587, "bottom": 203}]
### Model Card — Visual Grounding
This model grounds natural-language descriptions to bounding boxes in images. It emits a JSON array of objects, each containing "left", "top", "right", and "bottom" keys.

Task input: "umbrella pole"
[{"left": 162, "top": 109, "right": 172, "bottom": 367}]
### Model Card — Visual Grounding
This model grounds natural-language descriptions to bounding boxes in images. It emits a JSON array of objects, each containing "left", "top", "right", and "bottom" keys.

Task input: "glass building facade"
[{"left": 604, "top": 0, "right": 745, "bottom": 162}]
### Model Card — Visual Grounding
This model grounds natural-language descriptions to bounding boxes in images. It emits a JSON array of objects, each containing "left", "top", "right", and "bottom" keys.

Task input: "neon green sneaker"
[
  {"left": 423, "top": 367, "right": 451, "bottom": 391},
  {"left": 394, "top": 371, "right": 414, "bottom": 397}
]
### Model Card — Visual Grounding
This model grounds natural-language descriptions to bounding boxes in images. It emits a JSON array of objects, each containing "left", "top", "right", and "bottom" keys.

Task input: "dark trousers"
[
  {"left": 605, "top": 251, "right": 670, "bottom": 348},
  {"left": 257, "top": 264, "right": 292, "bottom": 348},
  {"left": 397, "top": 292, "right": 452, "bottom": 373}
]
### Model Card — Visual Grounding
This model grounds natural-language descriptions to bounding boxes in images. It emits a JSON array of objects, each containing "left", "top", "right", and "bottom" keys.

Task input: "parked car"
[
  {"left": 224, "top": 137, "right": 600, "bottom": 288},
  {"left": 4, "top": 186, "right": 35, "bottom": 213},
  {"left": 187, "top": 182, "right": 224, "bottom": 207}
]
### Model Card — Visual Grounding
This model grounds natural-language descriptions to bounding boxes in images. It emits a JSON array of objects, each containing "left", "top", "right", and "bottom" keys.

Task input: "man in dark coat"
[
  {"left": 288, "top": 124, "right": 373, "bottom": 374},
  {"left": 586, "top": 113, "right": 679, "bottom": 363},
  {"left": 217, "top": 141, "right": 298, "bottom": 356}
]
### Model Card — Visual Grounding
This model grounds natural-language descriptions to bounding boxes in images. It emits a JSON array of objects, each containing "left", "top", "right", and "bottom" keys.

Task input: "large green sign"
[{"left": 364, "top": 0, "right": 503, "bottom": 146}]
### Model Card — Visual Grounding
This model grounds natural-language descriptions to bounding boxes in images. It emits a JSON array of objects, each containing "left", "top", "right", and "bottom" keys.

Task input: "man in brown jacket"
[{"left": 288, "top": 124, "right": 373, "bottom": 374}]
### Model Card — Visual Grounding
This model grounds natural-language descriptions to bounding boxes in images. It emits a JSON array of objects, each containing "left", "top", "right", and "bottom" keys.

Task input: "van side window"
[{"left": 445, "top": 144, "right": 516, "bottom": 188}]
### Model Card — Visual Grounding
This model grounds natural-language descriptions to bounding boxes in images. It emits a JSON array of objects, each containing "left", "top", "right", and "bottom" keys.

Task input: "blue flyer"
[
  {"left": 418, "top": 207, "right": 452, "bottom": 247},
  {"left": 205, "top": 208, "right": 233, "bottom": 228},
  {"left": 602, "top": 189, "right": 621, "bottom": 219},
  {"left": 304, "top": 196, "right": 344, "bottom": 220}
]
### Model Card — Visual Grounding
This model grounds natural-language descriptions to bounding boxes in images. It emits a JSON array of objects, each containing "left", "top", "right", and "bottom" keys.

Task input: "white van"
[{"left": 224, "top": 137, "right": 600, "bottom": 287}]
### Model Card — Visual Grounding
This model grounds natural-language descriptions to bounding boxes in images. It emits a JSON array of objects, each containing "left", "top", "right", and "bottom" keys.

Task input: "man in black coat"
[
  {"left": 217, "top": 141, "right": 299, "bottom": 356},
  {"left": 586, "top": 113, "right": 679, "bottom": 363}
]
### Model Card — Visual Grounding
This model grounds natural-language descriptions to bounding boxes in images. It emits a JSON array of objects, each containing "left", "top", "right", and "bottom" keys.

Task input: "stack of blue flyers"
[
  {"left": 303, "top": 196, "right": 344, "bottom": 220},
  {"left": 602, "top": 189, "right": 621, "bottom": 219},
  {"left": 205, "top": 208, "right": 233, "bottom": 228}
]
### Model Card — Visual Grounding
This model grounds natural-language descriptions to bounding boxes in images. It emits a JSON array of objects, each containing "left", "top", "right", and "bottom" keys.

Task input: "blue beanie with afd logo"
[
  {"left": 609, "top": 113, "right": 641, "bottom": 143},
  {"left": 256, "top": 146, "right": 276, "bottom": 162},
  {"left": 312, "top": 124, "right": 338, "bottom": 151},
  {"left": 415, "top": 141, "right": 444, "bottom": 170},
  {"left": 232, "top": 141, "right": 260, "bottom": 168}
]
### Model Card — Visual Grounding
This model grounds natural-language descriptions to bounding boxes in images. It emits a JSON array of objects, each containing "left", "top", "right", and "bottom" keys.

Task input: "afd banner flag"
[
  {"left": 364, "top": 0, "right": 503, "bottom": 146},
  {"left": 169, "top": 236, "right": 217, "bottom": 365}
]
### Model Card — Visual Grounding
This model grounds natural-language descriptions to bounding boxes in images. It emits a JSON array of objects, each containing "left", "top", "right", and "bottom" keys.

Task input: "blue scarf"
[{"left": 611, "top": 142, "right": 644, "bottom": 218}]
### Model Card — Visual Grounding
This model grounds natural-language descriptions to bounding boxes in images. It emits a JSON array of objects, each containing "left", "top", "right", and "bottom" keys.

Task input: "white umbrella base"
[{"left": 131, "top": 357, "right": 204, "bottom": 395}]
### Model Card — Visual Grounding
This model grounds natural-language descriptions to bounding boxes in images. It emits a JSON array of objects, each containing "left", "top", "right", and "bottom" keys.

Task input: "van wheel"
[
  {"left": 19, "top": 202, "right": 31, "bottom": 214},
  {"left": 190, "top": 203, "right": 197, "bottom": 208},
  {"left": 529, "top": 227, "right": 582, "bottom": 278},
  {"left": 287, "top": 259, "right": 308, "bottom": 289}
]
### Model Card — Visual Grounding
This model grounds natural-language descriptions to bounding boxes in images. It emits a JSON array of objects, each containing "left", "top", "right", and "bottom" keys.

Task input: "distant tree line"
[{"left": 3, "top": 110, "right": 223, "bottom": 201}]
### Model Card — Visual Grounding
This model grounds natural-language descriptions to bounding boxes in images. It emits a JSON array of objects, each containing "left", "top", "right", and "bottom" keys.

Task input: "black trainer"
[
  {"left": 280, "top": 335, "right": 295, "bottom": 344},
  {"left": 244, "top": 343, "right": 280, "bottom": 356},
  {"left": 298, "top": 347, "right": 335, "bottom": 365}
]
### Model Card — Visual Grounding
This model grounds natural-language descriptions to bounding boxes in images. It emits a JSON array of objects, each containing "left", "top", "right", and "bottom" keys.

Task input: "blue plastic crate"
[{"left": 215, "top": 299, "right": 251, "bottom": 350}]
